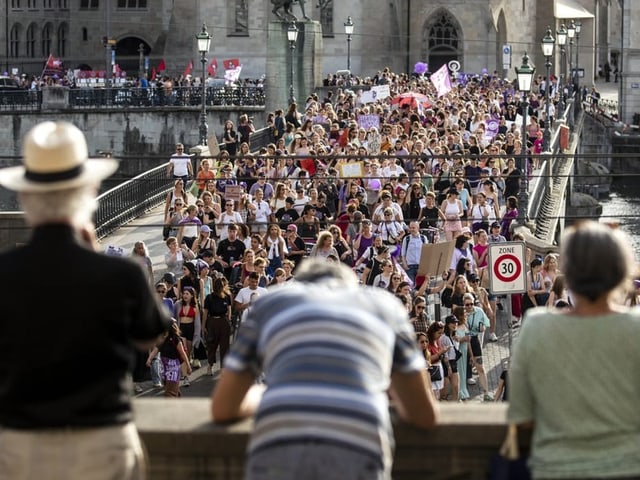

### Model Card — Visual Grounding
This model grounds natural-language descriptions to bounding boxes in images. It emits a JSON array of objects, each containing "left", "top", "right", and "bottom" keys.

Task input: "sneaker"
[
  {"left": 191, "top": 359, "right": 201, "bottom": 369},
  {"left": 206, "top": 366, "right": 213, "bottom": 376},
  {"left": 153, "top": 382, "right": 163, "bottom": 388},
  {"left": 488, "top": 332, "right": 498, "bottom": 342},
  {"left": 483, "top": 394, "right": 493, "bottom": 402},
  {"left": 182, "top": 376, "right": 190, "bottom": 387},
  {"left": 467, "top": 378, "right": 477, "bottom": 385},
  {"left": 134, "top": 384, "right": 143, "bottom": 394}
]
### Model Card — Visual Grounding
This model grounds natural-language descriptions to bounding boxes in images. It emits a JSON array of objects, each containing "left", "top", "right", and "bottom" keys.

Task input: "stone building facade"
[{"left": 0, "top": 0, "right": 637, "bottom": 121}]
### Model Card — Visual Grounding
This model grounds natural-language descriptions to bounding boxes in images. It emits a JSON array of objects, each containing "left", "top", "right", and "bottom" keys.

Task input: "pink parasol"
[{"left": 390, "top": 91, "right": 433, "bottom": 110}]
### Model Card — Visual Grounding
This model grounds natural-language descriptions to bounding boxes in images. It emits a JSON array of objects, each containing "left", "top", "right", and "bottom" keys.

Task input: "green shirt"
[{"left": 508, "top": 308, "right": 640, "bottom": 479}]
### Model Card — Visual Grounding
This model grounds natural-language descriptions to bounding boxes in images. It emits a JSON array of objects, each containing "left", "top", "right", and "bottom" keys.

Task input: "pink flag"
[{"left": 430, "top": 64, "right": 452, "bottom": 98}]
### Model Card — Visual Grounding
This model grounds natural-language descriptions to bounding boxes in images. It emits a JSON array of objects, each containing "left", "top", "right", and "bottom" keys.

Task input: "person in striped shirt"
[{"left": 212, "top": 259, "right": 437, "bottom": 479}]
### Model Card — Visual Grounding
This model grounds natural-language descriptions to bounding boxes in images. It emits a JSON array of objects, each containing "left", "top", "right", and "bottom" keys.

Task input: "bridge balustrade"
[{"left": 0, "top": 90, "right": 42, "bottom": 112}]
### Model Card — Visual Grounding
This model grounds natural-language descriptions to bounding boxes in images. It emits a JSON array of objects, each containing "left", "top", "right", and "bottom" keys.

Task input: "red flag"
[
  {"left": 183, "top": 60, "right": 193, "bottom": 77},
  {"left": 223, "top": 58, "right": 240, "bottom": 70},
  {"left": 42, "top": 54, "right": 64, "bottom": 77},
  {"left": 150, "top": 67, "right": 157, "bottom": 81},
  {"left": 207, "top": 57, "right": 218, "bottom": 77},
  {"left": 157, "top": 59, "right": 166, "bottom": 71}
]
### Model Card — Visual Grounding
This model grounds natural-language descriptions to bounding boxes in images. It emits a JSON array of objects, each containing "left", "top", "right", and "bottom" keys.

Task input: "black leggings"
[{"left": 206, "top": 316, "right": 231, "bottom": 367}]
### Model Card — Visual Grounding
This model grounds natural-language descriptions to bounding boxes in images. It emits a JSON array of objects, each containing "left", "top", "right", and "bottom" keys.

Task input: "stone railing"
[{"left": 134, "top": 399, "right": 529, "bottom": 480}]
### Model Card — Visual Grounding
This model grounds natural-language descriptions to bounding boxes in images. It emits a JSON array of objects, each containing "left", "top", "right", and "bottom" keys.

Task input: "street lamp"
[
  {"left": 541, "top": 26, "right": 555, "bottom": 151},
  {"left": 556, "top": 23, "right": 567, "bottom": 116},
  {"left": 344, "top": 16, "right": 354, "bottom": 72},
  {"left": 574, "top": 20, "right": 582, "bottom": 102},
  {"left": 196, "top": 23, "right": 212, "bottom": 146},
  {"left": 287, "top": 22, "right": 298, "bottom": 105},
  {"left": 567, "top": 20, "right": 575, "bottom": 96},
  {"left": 515, "top": 52, "right": 535, "bottom": 223},
  {"left": 138, "top": 43, "right": 145, "bottom": 79}
]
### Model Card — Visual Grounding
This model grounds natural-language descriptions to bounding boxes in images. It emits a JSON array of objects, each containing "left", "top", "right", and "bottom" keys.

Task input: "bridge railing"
[
  {"left": 68, "top": 85, "right": 265, "bottom": 109},
  {"left": 94, "top": 127, "right": 275, "bottom": 239},
  {"left": 0, "top": 90, "right": 42, "bottom": 112}
]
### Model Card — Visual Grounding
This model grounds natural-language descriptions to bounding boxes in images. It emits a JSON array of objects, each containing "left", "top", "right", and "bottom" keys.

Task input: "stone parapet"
[{"left": 134, "top": 399, "right": 528, "bottom": 480}]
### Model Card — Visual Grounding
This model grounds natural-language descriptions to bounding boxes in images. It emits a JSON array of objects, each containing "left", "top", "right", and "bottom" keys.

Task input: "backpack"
[{"left": 401, "top": 233, "right": 428, "bottom": 258}]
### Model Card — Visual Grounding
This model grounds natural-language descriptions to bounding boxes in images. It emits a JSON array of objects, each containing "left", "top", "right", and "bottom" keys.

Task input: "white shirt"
[{"left": 170, "top": 154, "right": 192, "bottom": 177}]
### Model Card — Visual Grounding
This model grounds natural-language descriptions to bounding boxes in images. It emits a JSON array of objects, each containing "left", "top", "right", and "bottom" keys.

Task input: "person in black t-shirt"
[
  {"left": 275, "top": 197, "right": 300, "bottom": 229},
  {"left": 215, "top": 223, "right": 246, "bottom": 280}
]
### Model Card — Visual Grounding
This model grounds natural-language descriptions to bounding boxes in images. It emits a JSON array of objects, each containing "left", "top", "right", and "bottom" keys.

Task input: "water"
[{"left": 599, "top": 180, "right": 640, "bottom": 256}]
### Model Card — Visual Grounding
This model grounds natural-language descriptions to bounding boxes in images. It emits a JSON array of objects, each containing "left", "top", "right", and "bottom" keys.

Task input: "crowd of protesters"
[{"left": 134, "top": 65, "right": 577, "bottom": 400}]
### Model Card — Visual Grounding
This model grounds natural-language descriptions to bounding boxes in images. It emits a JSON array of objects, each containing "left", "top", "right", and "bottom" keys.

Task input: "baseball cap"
[
  {"left": 200, "top": 225, "right": 211, "bottom": 233},
  {"left": 461, "top": 226, "right": 472, "bottom": 234},
  {"left": 285, "top": 196, "right": 295, "bottom": 204},
  {"left": 286, "top": 224, "right": 298, "bottom": 232},
  {"left": 490, "top": 221, "right": 501, "bottom": 229},
  {"left": 162, "top": 272, "right": 176, "bottom": 284}
]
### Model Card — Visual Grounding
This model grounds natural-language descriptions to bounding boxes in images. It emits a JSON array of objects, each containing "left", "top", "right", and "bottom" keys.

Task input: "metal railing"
[
  {"left": 68, "top": 85, "right": 265, "bottom": 109},
  {"left": 0, "top": 90, "right": 42, "bottom": 112},
  {"left": 94, "top": 127, "right": 275, "bottom": 239}
]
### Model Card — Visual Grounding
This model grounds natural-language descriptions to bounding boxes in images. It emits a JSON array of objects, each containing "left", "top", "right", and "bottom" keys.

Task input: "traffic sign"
[{"left": 488, "top": 242, "right": 526, "bottom": 294}]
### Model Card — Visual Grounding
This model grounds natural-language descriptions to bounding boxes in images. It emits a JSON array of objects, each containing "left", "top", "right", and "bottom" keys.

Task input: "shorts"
[
  {"left": 180, "top": 322, "right": 195, "bottom": 341},
  {"left": 470, "top": 335, "right": 483, "bottom": 358},
  {"left": 445, "top": 359, "right": 458, "bottom": 374}
]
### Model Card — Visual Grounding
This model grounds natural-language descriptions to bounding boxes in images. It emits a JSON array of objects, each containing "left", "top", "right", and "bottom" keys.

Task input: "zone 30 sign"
[{"left": 488, "top": 242, "right": 527, "bottom": 295}]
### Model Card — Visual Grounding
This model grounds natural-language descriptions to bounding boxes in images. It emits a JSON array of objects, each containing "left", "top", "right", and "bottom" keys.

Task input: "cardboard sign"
[
  {"left": 339, "top": 161, "right": 364, "bottom": 178},
  {"left": 225, "top": 185, "right": 243, "bottom": 202},
  {"left": 417, "top": 240, "right": 455, "bottom": 278},
  {"left": 357, "top": 114, "right": 380, "bottom": 131}
]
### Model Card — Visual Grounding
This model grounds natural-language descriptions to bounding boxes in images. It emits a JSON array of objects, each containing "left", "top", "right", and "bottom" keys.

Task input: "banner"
[
  {"left": 360, "top": 84, "right": 391, "bottom": 104},
  {"left": 157, "top": 59, "right": 166, "bottom": 71},
  {"left": 223, "top": 58, "right": 240, "bottom": 70},
  {"left": 224, "top": 65, "right": 242, "bottom": 84},
  {"left": 357, "top": 114, "right": 380, "bottom": 130},
  {"left": 430, "top": 64, "right": 452, "bottom": 98}
]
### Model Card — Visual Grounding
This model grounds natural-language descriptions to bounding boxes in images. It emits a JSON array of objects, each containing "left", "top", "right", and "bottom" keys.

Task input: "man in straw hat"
[{"left": 0, "top": 122, "right": 171, "bottom": 479}]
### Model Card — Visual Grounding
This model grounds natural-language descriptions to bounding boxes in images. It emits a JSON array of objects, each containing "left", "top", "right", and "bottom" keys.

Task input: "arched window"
[
  {"left": 423, "top": 10, "right": 461, "bottom": 73},
  {"left": 26, "top": 23, "right": 36, "bottom": 57},
  {"left": 10, "top": 25, "right": 21, "bottom": 57},
  {"left": 57, "top": 23, "right": 68, "bottom": 57},
  {"left": 41, "top": 23, "right": 52, "bottom": 55},
  {"left": 428, "top": 12, "right": 458, "bottom": 51},
  {"left": 233, "top": 0, "right": 249, "bottom": 35}
]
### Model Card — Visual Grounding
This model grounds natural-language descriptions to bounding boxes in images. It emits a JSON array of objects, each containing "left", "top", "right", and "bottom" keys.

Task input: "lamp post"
[
  {"left": 138, "top": 42, "right": 145, "bottom": 79},
  {"left": 541, "top": 26, "right": 555, "bottom": 151},
  {"left": 515, "top": 52, "right": 535, "bottom": 223},
  {"left": 287, "top": 22, "right": 298, "bottom": 106},
  {"left": 196, "top": 24, "right": 212, "bottom": 146},
  {"left": 344, "top": 16, "right": 354, "bottom": 72},
  {"left": 567, "top": 20, "right": 575, "bottom": 96},
  {"left": 556, "top": 23, "right": 567, "bottom": 117},
  {"left": 574, "top": 20, "right": 582, "bottom": 105}
]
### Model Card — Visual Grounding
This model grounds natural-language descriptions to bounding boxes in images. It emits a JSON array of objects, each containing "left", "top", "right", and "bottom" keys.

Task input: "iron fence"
[
  {"left": 69, "top": 85, "right": 265, "bottom": 109},
  {"left": 0, "top": 90, "right": 42, "bottom": 112}
]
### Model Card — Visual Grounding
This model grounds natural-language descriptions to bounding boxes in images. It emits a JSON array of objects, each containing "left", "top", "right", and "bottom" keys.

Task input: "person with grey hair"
[
  {"left": 509, "top": 221, "right": 640, "bottom": 480},
  {"left": 212, "top": 259, "right": 437, "bottom": 480},
  {"left": 0, "top": 122, "right": 171, "bottom": 479}
]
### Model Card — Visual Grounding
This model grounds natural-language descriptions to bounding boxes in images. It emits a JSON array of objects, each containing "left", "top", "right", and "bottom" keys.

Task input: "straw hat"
[{"left": 0, "top": 121, "right": 118, "bottom": 192}]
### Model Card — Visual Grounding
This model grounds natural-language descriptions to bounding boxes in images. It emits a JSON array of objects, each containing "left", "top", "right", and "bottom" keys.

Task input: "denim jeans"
[{"left": 245, "top": 442, "right": 387, "bottom": 480}]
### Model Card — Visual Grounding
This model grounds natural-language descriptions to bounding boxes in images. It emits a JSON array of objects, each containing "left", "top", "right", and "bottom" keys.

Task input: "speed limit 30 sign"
[{"left": 487, "top": 242, "right": 526, "bottom": 294}]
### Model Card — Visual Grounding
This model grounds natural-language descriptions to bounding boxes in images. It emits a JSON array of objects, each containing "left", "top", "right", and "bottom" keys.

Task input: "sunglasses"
[
  {"left": 156, "top": 290, "right": 166, "bottom": 294},
  {"left": 464, "top": 303, "right": 474, "bottom": 307}
]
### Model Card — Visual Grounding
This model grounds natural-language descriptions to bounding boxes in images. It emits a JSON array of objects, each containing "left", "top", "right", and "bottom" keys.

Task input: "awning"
[{"left": 554, "top": 0, "right": 594, "bottom": 19}]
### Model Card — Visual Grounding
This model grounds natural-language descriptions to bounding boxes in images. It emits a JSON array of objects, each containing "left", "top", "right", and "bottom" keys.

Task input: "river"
[{"left": 599, "top": 180, "right": 640, "bottom": 256}]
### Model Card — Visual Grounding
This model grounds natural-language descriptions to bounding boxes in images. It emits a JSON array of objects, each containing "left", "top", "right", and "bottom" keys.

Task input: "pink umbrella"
[{"left": 390, "top": 91, "right": 433, "bottom": 110}]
